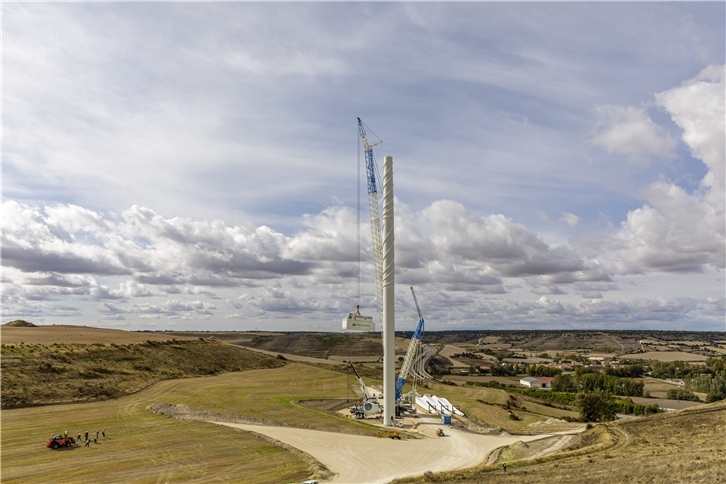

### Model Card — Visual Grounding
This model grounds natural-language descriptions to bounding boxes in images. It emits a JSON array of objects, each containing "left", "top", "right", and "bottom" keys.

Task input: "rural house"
[{"left": 519, "top": 376, "right": 553, "bottom": 389}]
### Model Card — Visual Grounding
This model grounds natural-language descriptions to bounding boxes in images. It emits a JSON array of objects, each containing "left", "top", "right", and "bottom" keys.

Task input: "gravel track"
[{"left": 213, "top": 419, "right": 556, "bottom": 483}]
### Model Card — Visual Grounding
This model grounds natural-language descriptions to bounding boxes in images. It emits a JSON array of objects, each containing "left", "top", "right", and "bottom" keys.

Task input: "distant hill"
[
  {"left": 3, "top": 320, "right": 36, "bottom": 327},
  {"left": 1, "top": 338, "right": 285, "bottom": 409}
]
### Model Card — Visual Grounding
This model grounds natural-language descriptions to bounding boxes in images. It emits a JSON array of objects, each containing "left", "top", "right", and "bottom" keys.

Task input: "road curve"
[{"left": 213, "top": 421, "right": 551, "bottom": 483}]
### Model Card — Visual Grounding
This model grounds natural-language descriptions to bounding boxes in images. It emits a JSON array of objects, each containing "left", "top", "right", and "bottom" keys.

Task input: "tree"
[
  {"left": 552, "top": 373, "right": 576, "bottom": 392},
  {"left": 666, "top": 389, "right": 700, "bottom": 402},
  {"left": 577, "top": 391, "right": 617, "bottom": 422}
]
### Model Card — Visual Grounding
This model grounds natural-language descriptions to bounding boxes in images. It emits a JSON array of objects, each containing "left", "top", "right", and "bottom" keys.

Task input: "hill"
[
  {"left": 3, "top": 319, "right": 36, "bottom": 327},
  {"left": 0, "top": 324, "right": 194, "bottom": 345},
  {"left": 395, "top": 400, "right": 726, "bottom": 483},
  {"left": 0, "top": 338, "right": 285, "bottom": 409}
]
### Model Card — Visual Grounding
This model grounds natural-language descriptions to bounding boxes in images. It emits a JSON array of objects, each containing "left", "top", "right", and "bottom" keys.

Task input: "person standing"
[
  {"left": 102, "top": 430, "right": 106, "bottom": 438},
  {"left": 84, "top": 431, "right": 88, "bottom": 441},
  {"left": 64, "top": 430, "right": 68, "bottom": 437},
  {"left": 96, "top": 430, "right": 99, "bottom": 440},
  {"left": 85, "top": 439, "right": 90, "bottom": 448},
  {"left": 77, "top": 434, "right": 81, "bottom": 442}
]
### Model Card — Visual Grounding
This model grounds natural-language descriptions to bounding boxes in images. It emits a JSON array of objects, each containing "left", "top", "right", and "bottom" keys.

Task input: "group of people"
[{"left": 64, "top": 429, "right": 106, "bottom": 447}]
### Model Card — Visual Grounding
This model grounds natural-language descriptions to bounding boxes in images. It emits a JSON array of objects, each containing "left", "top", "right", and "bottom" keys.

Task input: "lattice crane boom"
[{"left": 357, "top": 117, "right": 384, "bottom": 327}]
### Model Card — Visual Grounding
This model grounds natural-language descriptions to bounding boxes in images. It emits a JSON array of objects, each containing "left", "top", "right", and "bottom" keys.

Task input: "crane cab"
[{"left": 342, "top": 313, "right": 375, "bottom": 331}]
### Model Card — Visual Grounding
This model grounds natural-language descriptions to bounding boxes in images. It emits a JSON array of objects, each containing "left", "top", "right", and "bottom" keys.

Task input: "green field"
[{"left": 1, "top": 363, "right": 381, "bottom": 483}]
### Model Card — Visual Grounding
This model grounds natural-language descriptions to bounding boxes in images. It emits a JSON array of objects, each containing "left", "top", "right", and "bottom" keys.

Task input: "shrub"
[{"left": 666, "top": 389, "right": 700, "bottom": 401}]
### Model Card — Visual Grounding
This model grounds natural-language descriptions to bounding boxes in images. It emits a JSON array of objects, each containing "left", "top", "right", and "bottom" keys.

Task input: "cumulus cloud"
[
  {"left": 282, "top": 206, "right": 358, "bottom": 262},
  {"left": 605, "top": 65, "right": 725, "bottom": 274},
  {"left": 236, "top": 288, "right": 343, "bottom": 314},
  {"left": 1, "top": 201, "right": 313, "bottom": 287},
  {"left": 655, "top": 64, "right": 725, "bottom": 192},
  {"left": 590, "top": 105, "right": 676, "bottom": 163},
  {"left": 530, "top": 285, "right": 568, "bottom": 295},
  {"left": 560, "top": 212, "right": 580, "bottom": 228},
  {"left": 4, "top": 59, "right": 724, "bottom": 328},
  {"left": 99, "top": 299, "right": 217, "bottom": 320},
  {"left": 414, "top": 200, "right": 586, "bottom": 278}
]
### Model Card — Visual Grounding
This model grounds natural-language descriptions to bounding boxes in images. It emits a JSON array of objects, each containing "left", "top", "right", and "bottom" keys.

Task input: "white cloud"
[
  {"left": 2, "top": 5, "right": 723, "bottom": 330},
  {"left": 605, "top": 65, "right": 725, "bottom": 274},
  {"left": 590, "top": 105, "right": 676, "bottom": 164},
  {"left": 560, "top": 212, "right": 580, "bottom": 228},
  {"left": 530, "top": 285, "right": 568, "bottom": 295},
  {"left": 282, "top": 206, "right": 358, "bottom": 263},
  {"left": 655, "top": 64, "right": 725, "bottom": 192},
  {"left": 415, "top": 200, "right": 586, "bottom": 278}
]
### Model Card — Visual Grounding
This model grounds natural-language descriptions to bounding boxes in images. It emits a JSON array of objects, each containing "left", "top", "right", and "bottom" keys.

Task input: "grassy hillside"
[
  {"left": 0, "top": 339, "right": 285, "bottom": 409},
  {"left": 2, "top": 363, "right": 379, "bottom": 483},
  {"left": 235, "top": 332, "right": 383, "bottom": 358},
  {"left": 395, "top": 400, "right": 726, "bottom": 484},
  {"left": 417, "top": 381, "right": 582, "bottom": 434}
]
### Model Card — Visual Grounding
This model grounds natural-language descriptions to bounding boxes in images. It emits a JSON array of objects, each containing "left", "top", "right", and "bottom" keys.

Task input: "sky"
[{"left": 2, "top": 2, "right": 725, "bottom": 332}]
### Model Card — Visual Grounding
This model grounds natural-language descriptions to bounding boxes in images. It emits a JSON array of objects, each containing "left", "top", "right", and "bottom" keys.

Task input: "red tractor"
[{"left": 46, "top": 435, "right": 75, "bottom": 449}]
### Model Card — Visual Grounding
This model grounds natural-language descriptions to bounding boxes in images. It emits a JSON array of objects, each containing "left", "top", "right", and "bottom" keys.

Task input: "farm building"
[{"left": 519, "top": 376, "right": 553, "bottom": 389}]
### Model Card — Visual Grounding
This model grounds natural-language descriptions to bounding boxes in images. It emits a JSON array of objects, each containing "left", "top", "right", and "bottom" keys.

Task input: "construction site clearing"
[{"left": 211, "top": 396, "right": 585, "bottom": 484}]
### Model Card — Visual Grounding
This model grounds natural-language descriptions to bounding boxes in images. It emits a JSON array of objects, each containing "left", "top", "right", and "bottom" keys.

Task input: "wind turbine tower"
[{"left": 382, "top": 155, "right": 395, "bottom": 426}]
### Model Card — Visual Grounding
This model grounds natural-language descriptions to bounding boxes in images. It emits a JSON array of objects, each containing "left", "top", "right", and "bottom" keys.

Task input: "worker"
[
  {"left": 355, "top": 305, "right": 361, "bottom": 316},
  {"left": 84, "top": 431, "right": 88, "bottom": 441},
  {"left": 502, "top": 463, "right": 507, "bottom": 472},
  {"left": 102, "top": 429, "right": 106, "bottom": 438},
  {"left": 85, "top": 439, "right": 90, "bottom": 448},
  {"left": 64, "top": 430, "right": 68, "bottom": 437},
  {"left": 77, "top": 434, "right": 81, "bottom": 442},
  {"left": 96, "top": 430, "right": 99, "bottom": 440}
]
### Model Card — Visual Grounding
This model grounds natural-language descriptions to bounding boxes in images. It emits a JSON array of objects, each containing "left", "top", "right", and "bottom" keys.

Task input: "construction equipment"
[
  {"left": 348, "top": 361, "right": 380, "bottom": 419},
  {"left": 342, "top": 118, "right": 384, "bottom": 332},
  {"left": 395, "top": 286, "right": 427, "bottom": 401},
  {"left": 376, "top": 430, "right": 401, "bottom": 439},
  {"left": 355, "top": 119, "right": 433, "bottom": 408},
  {"left": 46, "top": 435, "right": 75, "bottom": 449},
  {"left": 357, "top": 117, "right": 385, "bottom": 327}
]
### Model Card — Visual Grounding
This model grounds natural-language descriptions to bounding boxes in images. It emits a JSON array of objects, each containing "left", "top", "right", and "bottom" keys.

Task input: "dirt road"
[{"left": 214, "top": 420, "right": 559, "bottom": 483}]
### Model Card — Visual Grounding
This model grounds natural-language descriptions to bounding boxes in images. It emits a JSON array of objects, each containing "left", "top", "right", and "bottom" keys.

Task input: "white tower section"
[{"left": 382, "top": 155, "right": 396, "bottom": 426}]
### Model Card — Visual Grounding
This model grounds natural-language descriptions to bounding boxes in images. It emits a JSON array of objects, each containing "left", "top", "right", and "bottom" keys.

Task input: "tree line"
[
  {"left": 552, "top": 371, "right": 644, "bottom": 397},
  {"left": 648, "top": 357, "right": 726, "bottom": 403}
]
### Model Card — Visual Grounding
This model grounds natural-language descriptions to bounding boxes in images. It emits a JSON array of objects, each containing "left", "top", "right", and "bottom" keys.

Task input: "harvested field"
[
  {"left": 629, "top": 397, "right": 702, "bottom": 410},
  {"left": 0, "top": 325, "right": 194, "bottom": 345},
  {"left": 1, "top": 364, "right": 384, "bottom": 483},
  {"left": 636, "top": 351, "right": 708, "bottom": 362},
  {"left": 641, "top": 378, "right": 681, "bottom": 398},
  {"left": 443, "top": 376, "right": 519, "bottom": 386}
]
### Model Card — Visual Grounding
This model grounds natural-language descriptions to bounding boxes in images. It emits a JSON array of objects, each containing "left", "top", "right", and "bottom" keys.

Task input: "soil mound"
[{"left": 3, "top": 320, "right": 36, "bottom": 327}]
